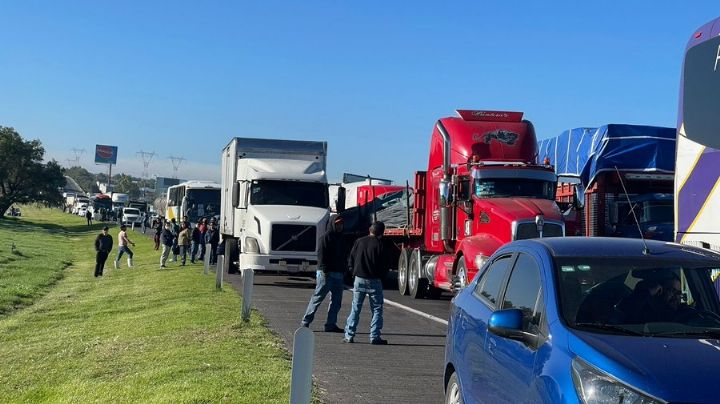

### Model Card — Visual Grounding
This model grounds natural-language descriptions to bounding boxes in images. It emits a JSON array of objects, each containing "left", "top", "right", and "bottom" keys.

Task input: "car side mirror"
[{"left": 488, "top": 309, "right": 540, "bottom": 348}]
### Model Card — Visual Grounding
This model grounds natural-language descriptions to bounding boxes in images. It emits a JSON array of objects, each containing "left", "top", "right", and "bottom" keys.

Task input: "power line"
[
  {"left": 70, "top": 148, "right": 85, "bottom": 166},
  {"left": 169, "top": 155, "right": 185, "bottom": 179},
  {"left": 136, "top": 150, "right": 156, "bottom": 179}
]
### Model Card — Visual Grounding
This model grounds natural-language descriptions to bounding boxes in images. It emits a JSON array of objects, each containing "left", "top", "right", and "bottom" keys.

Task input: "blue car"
[{"left": 444, "top": 237, "right": 720, "bottom": 404}]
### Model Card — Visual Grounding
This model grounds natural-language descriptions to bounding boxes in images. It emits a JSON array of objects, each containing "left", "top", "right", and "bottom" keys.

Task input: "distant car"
[
  {"left": 77, "top": 207, "right": 88, "bottom": 217},
  {"left": 445, "top": 237, "right": 720, "bottom": 404},
  {"left": 121, "top": 207, "right": 142, "bottom": 225}
]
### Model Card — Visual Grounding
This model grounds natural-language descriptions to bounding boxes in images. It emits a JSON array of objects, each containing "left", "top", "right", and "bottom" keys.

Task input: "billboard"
[{"left": 94, "top": 144, "right": 118, "bottom": 164}]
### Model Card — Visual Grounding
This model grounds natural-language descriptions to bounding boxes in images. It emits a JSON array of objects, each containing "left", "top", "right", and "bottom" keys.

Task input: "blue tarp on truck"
[{"left": 538, "top": 124, "right": 676, "bottom": 186}]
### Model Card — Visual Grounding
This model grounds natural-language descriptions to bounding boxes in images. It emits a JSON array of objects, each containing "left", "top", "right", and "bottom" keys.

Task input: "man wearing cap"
[
  {"left": 343, "top": 221, "right": 392, "bottom": 344},
  {"left": 94, "top": 226, "right": 113, "bottom": 277},
  {"left": 301, "top": 216, "right": 349, "bottom": 332}
]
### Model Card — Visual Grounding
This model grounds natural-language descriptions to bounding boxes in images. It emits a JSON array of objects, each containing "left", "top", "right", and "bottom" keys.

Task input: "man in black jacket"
[
  {"left": 94, "top": 226, "right": 113, "bottom": 277},
  {"left": 343, "top": 221, "right": 391, "bottom": 344},
  {"left": 301, "top": 217, "right": 348, "bottom": 332}
]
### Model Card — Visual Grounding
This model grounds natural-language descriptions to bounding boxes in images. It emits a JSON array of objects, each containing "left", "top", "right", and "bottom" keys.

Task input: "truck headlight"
[
  {"left": 572, "top": 357, "right": 662, "bottom": 404},
  {"left": 474, "top": 255, "right": 489, "bottom": 270},
  {"left": 244, "top": 237, "right": 260, "bottom": 254}
]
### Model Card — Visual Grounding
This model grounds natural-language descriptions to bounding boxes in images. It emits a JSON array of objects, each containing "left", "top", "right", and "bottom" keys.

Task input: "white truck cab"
[{"left": 220, "top": 138, "right": 334, "bottom": 274}]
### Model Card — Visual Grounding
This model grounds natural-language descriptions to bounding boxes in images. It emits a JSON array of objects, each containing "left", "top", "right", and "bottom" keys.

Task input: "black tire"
[
  {"left": 398, "top": 248, "right": 410, "bottom": 295},
  {"left": 408, "top": 249, "right": 427, "bottom": 299},
  {"left": 445, "top": 371, "right": 464, "bottom": 404},
  {"left": 224, "top": 237, "right": 239, "bottom": 274},
  {"left": 453, "top": 259, "right": 469, "bottom": 295}
]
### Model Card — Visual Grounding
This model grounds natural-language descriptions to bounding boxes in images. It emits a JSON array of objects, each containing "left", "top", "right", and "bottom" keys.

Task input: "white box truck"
[{"left": 220, "top": 137, "right": 333, "bottom": 274}]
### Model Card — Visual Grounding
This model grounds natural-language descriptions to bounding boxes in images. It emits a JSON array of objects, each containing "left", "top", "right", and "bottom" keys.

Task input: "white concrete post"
[
  {"left": 241, "top": 267, "right": 254, "bottom": 321},
  {"left": 204, "top": 243, "right": 211, "bottom": 275},
  {"left": 290, "top": 326, "right": 315, "bottom": 404},
  {"left": 215, "top": 255, "right": 224, "bottom": 290}
]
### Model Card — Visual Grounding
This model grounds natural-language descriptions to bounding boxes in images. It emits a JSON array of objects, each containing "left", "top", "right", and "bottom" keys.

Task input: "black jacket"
[
  {"left": 318, "top": 229, "right": 348, "bottom": 273},
  {"left": 348, "top": 235, "right": 391, "bottom": 279},
  {"left": 95, "top": 234, "right": 113, "bottom": 253},
  {"left": 161, "top": 228, "right": 175, "bottom": 246}
]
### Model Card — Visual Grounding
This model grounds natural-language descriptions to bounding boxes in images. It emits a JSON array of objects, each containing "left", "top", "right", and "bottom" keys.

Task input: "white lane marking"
[{"left": 383, "top": 298, "right": 448, "bottom": 326}]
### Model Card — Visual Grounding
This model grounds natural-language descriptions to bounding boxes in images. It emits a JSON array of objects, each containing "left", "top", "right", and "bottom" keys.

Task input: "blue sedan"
[{"left": 444, "top": 237, "right": 720, "bottom": 404}]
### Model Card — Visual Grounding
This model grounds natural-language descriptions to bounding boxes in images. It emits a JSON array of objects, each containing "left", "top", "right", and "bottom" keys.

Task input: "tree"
[
  {"left": 0, "top": 126, "right": 65, "bottom": 218},
  {"left": 114, "top": 174, "right": 140, "bottom": 198},
  {"left": 64, "top": 166, "right": 100, "bottom": 194}
]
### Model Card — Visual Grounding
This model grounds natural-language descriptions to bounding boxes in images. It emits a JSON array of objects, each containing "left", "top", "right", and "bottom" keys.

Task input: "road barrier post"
[
  {"left": 241, "top": 268, "right": 254, "bottom": 321},
  {"left": 290, "top": 326, "right": 314, "bottom": 404},
  {"left": 204, "top": 244, "right": 211, "bottom": 275},
  {"left": 216, "top": 255, "right": 224, "bottom": 290}
]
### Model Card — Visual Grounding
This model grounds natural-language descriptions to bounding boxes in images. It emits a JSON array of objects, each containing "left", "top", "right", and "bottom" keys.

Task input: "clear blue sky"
[{"left": 1, "top": 1, "right": 718, "bottom": 183}]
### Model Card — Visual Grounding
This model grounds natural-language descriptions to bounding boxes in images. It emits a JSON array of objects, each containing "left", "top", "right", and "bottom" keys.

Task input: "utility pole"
[
  {"left": 137, "top": 151, "right": 156, "bottom": 200},
  {"left": 70, "top": 148, "right": 85, "bottom": 167},
  {"left": 169, "top": 156, "right": 185, "bottom": 179}
]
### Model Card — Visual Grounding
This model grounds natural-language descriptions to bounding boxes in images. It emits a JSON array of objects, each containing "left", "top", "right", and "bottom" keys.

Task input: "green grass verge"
[{"left": 0, "top": 207, "right": 291, "bottom": 402}]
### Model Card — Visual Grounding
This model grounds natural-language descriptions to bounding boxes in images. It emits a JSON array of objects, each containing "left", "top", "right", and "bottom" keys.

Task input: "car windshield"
[
  {"left": 475, "top": 178, "right": 555, "bottom": 200},
  {"left": 250, "top": 180, "right": 328, "bottom": 208},
  {"left": 555, "top": 257, "right": 720, "bottom": 337},
  {"left": 124, "top": 209, "right": 140, "bottom": 215}
]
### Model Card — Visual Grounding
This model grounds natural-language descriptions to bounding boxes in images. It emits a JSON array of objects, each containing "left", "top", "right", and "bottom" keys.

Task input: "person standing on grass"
[
  {"left": 85, "top": 209, "right": 93, "bottom": 226},
  {"left": 153, "top": 217, "right": 163, "bottom": 251},
  {"left": 190, "top": 222, "right": 201, "bottom": 264},
  {"left": 94, "top": 226, "right": 113, "bottom": 277},
  {"left": 301, "top": 217, "right": 348, "bottom": 332},
  {"left": 177, "top": 222, "right": 191, "bottom": 266},
  {"left": 197, "top": 217, "right": 208, "bottom": 261},
  {"left": 170, "top": 218, "right": 180, "bottom": 262},
  {"left": 159, "top": 222, "right": 174, "bottom": 268},
  {"left": 343, "top": 221, "right": 392, "bottom": 345},
  {"left": 114, "top": 224, "right": 136, "bottom": 269},
  {"left": 205, "top": 220, "right": 220, "bottom": 265}
]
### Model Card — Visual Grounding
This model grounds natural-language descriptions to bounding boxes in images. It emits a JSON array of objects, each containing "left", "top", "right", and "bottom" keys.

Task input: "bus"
[
  {"left": 675, "top": 17, "right": 720, "bottom": 251},
  {"left": 165, "top": 181, "right": 221, "bottom": 224}
]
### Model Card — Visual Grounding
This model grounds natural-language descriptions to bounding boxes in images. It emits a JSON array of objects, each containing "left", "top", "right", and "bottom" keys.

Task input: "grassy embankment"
[{"left": 0, "top": 206, "right": 291, "bottom": 402}]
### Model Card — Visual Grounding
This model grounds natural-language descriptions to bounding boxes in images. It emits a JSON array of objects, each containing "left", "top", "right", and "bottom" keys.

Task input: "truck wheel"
[
  {"left": 224, "top": 238, "right": 239, "bottom": 274},
  {"left": 408, "top": 249, "right": 427, "bottom": 299},
  {"left": 398, "top": 248, "right": 410, "bottom": 295},
  {"left": 453, "top": 259, "right": 469, "bottom": 295}
]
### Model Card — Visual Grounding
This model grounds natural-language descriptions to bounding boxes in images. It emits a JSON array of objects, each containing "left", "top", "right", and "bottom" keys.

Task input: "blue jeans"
[
  {"left": 116, "top": 245, "right": 133, "bottom": 261},
  {"left": 302, "top": 271, "right": 345, "bottom": 329},
  {"left": 190, "top": 241, "right": 199, "bottom": 262},
  {"left": 344, "top": 277, "right": 384, "bottom": 341}
]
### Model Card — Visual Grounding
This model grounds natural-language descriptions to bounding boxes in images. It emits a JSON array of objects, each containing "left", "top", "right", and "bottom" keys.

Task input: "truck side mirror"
[
  {"left": 232, "top": 182, "right": 240, "bottom": 208},
  {"left": 439, "top": 179, "right": 451, "bottom": 206},
  {"left": 336, "top": 186, "right": 346, "bottom": 213},
  {"left": 458, "top": 177, "right": 472, "bottom": 201}
]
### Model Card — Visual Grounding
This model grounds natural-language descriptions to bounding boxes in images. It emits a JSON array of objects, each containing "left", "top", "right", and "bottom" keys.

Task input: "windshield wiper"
[
  {"left": 573, "top": 322, "right": 646, "bottom": 336},
  {"left": 650, "top": 329, "right": 720, "bottom": 338}
]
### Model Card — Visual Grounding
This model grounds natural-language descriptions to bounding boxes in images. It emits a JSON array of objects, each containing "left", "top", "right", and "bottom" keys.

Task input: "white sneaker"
[
  {"left": 113, "top": 260, "right": 119, "bottom": 269},
  {"left": 127, "top": 258, "right": 133, "bottom": 268}
]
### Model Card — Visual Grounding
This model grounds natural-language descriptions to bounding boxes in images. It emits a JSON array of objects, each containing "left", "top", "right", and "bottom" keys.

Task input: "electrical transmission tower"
[
  {"left": 137, "top": 150, "right": 156, "bottom": 179},
  {"left": 169, "top": 156, "right": 185, "bottom": 179},
  {"left": 70, "top": 148, "right": 85, "bottom": 167}
]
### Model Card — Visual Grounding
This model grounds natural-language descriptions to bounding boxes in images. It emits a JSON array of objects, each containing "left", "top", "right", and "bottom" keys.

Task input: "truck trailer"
[
  {"left": 538, "top": 124, "right": 676, "bottom": 241},
  {"left": 390, "top": 110, "right": 564, "bottom": 298},
  {"left": 220, "top": 137, "right": 332, "bottom": 275}
]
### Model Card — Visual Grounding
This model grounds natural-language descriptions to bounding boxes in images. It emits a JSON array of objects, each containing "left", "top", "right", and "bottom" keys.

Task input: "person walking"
[
  {"left": 205, "top": 220, "right": 220, "bottom": 265},
  {"left": 301, "top": 217, "right": 348, "bottom": 332},
  {"left": 343, "top": 221, "right": 391, "bottom": 345},
  {"left": 85, "top": 209, "right": 93, "bottom": 226},
  {"left": 114, "top": 224, "right": 136, "bottom": 269},
  {"left": 159, "top": 222, "right": 174, "bottom": 268},
  {"left": 170, "top": 218, "right": 180, "bottom": 262},
  {"left": 177, "top": 222, "right": 191, "bottom": 266},
  {"left": 94, "top": 226, "right": 113, "bottom": 277}
]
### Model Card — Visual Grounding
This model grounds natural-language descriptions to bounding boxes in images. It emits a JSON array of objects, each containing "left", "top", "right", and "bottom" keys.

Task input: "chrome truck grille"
[
  {"left": 513, "top": 221, "right": 565, "bottom": 240},
  {"left": 271, "top": 224, "right": 317, "bottom": 252}
]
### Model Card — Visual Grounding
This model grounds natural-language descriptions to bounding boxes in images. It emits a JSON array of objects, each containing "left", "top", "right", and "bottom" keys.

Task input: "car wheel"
[
  {"left": 408, "top": 249, "right": 427, "bottom": 299},
  {"left": 398, "top": 248, "right": 410, "bottom": 295},
  {"left": 445, "top": 372, "right": 464, "bottom": 404}
]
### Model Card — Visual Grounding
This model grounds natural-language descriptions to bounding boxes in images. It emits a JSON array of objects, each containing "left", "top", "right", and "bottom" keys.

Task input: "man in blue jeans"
[
  {"left": 301, "top": 217, "right": 348, "bottom": 332},
  {"left": 344, "top": 221, "right": 391, "bottom": 345}
]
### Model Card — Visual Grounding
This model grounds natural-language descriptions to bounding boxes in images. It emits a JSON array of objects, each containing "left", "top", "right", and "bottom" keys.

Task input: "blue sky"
[{"left": 1, "top": 1, "right": 718, "bottom": 183}]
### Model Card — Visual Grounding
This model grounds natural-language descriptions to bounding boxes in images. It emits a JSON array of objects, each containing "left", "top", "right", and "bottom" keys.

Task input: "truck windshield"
[
  {"left": 618, "top": 199, "right": 673, "bottom": 225},
  {"left": 250, "top": 180, "right": 328, "bottom": 208},
  {"left": 186, "top": 189, "right": 221, "bottom": 222},
  {"left": 475, "top": 178, "right": 555, "bottom": 200}
]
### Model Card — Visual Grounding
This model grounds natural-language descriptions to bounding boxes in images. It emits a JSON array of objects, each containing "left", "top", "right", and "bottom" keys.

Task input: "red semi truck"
[{"left": 391, "top": 110, "right": 564, "bottom": 298}]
